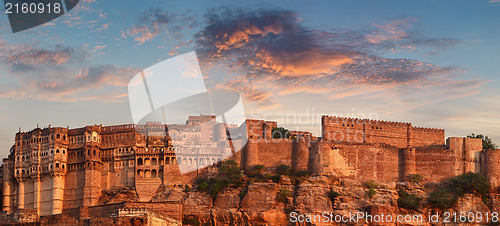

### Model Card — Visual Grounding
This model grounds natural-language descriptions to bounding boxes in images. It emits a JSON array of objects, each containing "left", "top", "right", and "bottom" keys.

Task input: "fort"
[{"left": 1, "top": 114, "right": 499, "bottom": 222}]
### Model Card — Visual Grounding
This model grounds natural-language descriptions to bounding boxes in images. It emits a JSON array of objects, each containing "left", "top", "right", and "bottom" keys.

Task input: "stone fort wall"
[
  {"left": 1, "top": 114, "right": 500, "bottom": 220},
  {"left": 321, "top": 116, "right": 445, "bottom": 148}
]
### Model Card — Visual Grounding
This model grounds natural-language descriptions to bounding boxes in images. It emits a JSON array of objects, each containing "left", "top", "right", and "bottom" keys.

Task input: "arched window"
[
  {"left": 151, "top": 158, "right": 157, "bottom": 165},
  {"left": 144, "top": 170, "right": 151, "bottom": 178},
  {"left": 57, "top": 134, "right": 60, "bottom": 139},
  {"left": 63, "top": 150, "right": 65, "bottom": 154},
  {"left": 56, "top": 149, "right": 60, "bottom": 153},
  {"left": 166, "top": 157, "right": 170, "bottom": 164},
  {"left": 63, "top": 135, "right": 66, "bottom": 140},
  {"left": 159, "top": 158, "right": 163, "bottom": 165},
  {"left": 151, "top": 169, "right": 157, "bottom": 178},
  {"left": 93, "top": 150, "right": 96, "bottom": 155},
  {"left": 137, "top": 170, "right": 142, "bottom": 177},
  {"left": 62, "top": 164, "right": 65, "bottom": 169},
  {"left": 56, "top": 163, "right": 59, "bottom": 168},
  {"left": 137, "top": 158, "right": 143, "bottom": 165},
  {"left": 144, "top": 158, "right": 150, "bottom": 165}
]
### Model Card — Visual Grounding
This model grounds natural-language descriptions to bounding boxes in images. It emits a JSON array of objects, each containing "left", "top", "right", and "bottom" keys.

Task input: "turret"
[
  {"left": 399, "top": 147, "right": 416, "bottom": 181},
  {"left": 482, "top": 149, "right": 500, "bottom": 191}
]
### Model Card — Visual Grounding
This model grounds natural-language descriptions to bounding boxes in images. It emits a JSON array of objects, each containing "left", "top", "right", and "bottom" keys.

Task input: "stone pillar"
[
  {"left": 52, "top": 176, "right": 65, "bottom": 215},
  {"left": 243, "top": 140, "right": 259, "bottom": 171},
  {"left": 308, "top": 141, "right": 334, "bottom": 176},
  {"left": 17, "top": 179, "right": 25, "bottom": 209},
  {"left": 33, "top": 177, "right": 41, "bottom": 215},
  {"left": 292, "top": 141, "right": 309, "bottom": 171},
  {"left": 83, "top": 163, "right": 101, "bottom": 207},
  {"left": 399, "top": 148, "right": 416, "bottom": 182},
  {"left": 2, "top": 178, "right": 14, "bottom": 214},
  {"left": 483, "top": 149, "right": 500, "bottom": 190}
]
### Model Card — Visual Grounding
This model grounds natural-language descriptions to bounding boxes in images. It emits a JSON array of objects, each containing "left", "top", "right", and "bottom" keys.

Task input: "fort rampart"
[{"left": 0, "top": 115, "right": 498, "bottom": 220}]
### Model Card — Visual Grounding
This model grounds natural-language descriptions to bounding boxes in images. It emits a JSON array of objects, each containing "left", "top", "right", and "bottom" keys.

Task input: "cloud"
[
  {"left": 2, "top": 45, "right": 89, "bottom": 73},
  {"left": 126, "top": 8, "right": 194, "bottom": 44},
  {"left": 195, "top": 7, "right": 465, "bottom": 107},
  {"left": 0, "top": 45, "right": 139, "bottom": 102},
  {"left": 367, "top": 18, "right": 415, "bottom": 44}
]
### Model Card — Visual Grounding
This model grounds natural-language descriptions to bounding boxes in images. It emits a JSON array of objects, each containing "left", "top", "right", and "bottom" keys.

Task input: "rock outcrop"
[{"left": 158, "top": 176, "right": 500, "bottom": 225}]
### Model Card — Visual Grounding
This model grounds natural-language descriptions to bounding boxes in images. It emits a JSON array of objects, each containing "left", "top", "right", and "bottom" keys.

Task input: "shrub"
[
  {"left": 397, "top": 190, "right": 421, "bottom": 210},
  {"left": 195, "top": 160, "right": 245, "bottom": 198},
  {"left": 327, "top": 190, "right": 340, "bottom": 203},
  {"left": 364, "top": 180, "right": 378, "bottom": 189},
  {"left": 428, "top": 173, "right": 490, "bottom": 210},
  {"left": 246, "top": 165, "right": 265, "bottom": 177},
  {"left": 367, "top": 188, "right": 376, "bottom": 198},
  {"left": 408, "top": 174, "right": 424, "bottom": 184},
  {"left": 276, "top": 164, "right": 292, "bottom": 175},
  {"left": 447, "top": 172, "right": 489, "bottom": 198},
  {"left": 272, "top": 127, "right": 290, "bottom": 138},
  {"left": 277, "top": 188, "right": 292, "bottom": 203},
  {"left": 428, "top": 188, "right": 456, "bottom": 210}
]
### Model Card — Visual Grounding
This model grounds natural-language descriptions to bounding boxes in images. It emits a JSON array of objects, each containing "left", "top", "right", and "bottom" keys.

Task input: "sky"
[{"left": 0, "top": 0, "right": 499, "bottom": 157}]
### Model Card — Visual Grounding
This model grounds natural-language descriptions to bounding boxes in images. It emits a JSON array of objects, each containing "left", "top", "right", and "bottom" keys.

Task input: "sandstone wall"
[
  {"left": 242, "top": 139, "right": 293, "bottom": 170},
  {"left": 414, "top": 147, "right": 460, "bottom": 182},
  {"left": 321, "top": 116, "right": 445, "bottom": 148},
  {"left": 309, "top": 141, "right": 400, "bottom": 182}
]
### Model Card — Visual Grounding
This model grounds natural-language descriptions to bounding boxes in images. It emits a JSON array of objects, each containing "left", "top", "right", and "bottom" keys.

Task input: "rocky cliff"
[{"left": 167, "top": 176, "right": 500, "bottom": 225}]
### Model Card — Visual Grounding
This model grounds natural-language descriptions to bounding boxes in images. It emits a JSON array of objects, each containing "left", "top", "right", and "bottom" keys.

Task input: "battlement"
[
  {"left": 412, "top": 126, "right": 445, "bottom": 133},
  {"left": 322, "top": 115, "right": 445, "bottom": 148},
  {"left": 101, "top": 124, "right": 136, "bottom": 134}
]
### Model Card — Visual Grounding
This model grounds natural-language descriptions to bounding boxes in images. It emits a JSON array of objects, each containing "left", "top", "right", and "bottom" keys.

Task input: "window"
[
  {"left": 56, "top": 163, "right": 59, "bottom": 168},
  {"left": 63, "top": 150, "right": 65, "bottom": 154},
  {"left": 56, "top": 149, "right": 60, "bottom": 153},
  {"left": 57, "top": 134, "right": 60, "bottom": 139}
]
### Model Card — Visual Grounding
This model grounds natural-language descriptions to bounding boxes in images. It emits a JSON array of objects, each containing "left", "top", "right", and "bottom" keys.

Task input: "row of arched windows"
[
  {"left": 18, "top": 133, "right": 66, "bottom": 147},
  {"left": 136, "top": 169, "right": 163, "bottom": 178},
  {"left": 136, "top": 157, "right": 222, "bottom": 166},
  {"left": 16, "top": 149, "right": 65, "bottom": 162}
]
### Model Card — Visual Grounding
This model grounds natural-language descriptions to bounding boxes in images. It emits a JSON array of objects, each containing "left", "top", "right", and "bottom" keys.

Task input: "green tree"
[
  {"left": 467, "top": 133, "right": 498, "bottom": 150},
  {"left": 428, "top": 172, "right": 490, "bottom": 210},
  {"left": 272, "top": 127, "right": 290, "bottom": 138}
]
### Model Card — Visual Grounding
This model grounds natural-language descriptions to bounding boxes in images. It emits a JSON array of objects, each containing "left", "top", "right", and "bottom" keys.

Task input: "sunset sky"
[{"left": 0, "top": 0, "right": 499, "bottom": 156}]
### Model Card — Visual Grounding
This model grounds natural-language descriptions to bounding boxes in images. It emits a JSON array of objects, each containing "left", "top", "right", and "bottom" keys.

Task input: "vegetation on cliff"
[
  {"left": 196, "top": 160, "right": 244, "bottom": 198},
  {"left": 429, "top": 172, "right": 490, "bottom": 210}
]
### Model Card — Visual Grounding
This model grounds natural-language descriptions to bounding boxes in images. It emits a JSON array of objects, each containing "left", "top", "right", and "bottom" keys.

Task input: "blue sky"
[{"left": 0, "top": 0, "right": 499, "bottom": 156}]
